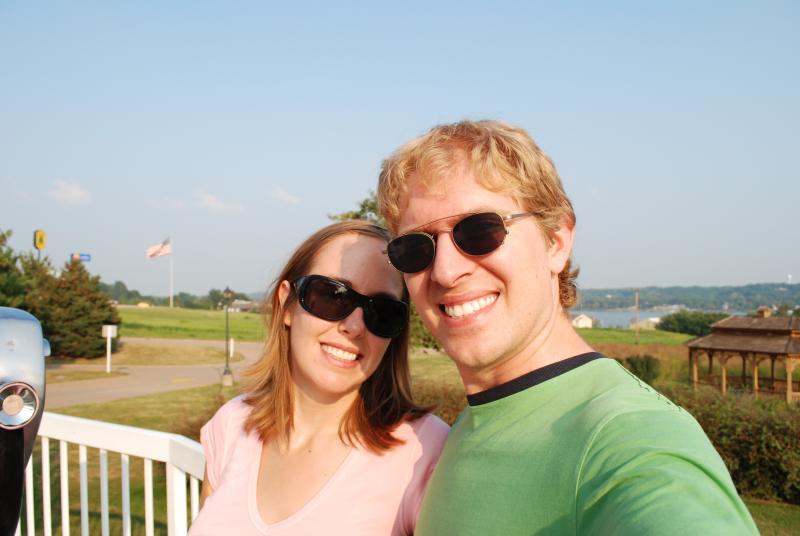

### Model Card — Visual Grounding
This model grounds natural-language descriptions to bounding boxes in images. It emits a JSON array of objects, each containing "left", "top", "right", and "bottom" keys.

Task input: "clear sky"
[{"left": 2, "top": 1, "right": 798, "bottom": 296}]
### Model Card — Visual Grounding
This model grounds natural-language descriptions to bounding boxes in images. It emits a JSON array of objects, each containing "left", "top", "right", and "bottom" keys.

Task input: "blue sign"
[{"left": 70, "top": 253, "right": 91, "bottom": 262}]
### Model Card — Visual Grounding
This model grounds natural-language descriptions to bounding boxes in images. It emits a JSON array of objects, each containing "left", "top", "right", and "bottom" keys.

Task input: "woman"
[{"left": 190, "top": 221, "right": 449, "bottom": 535}]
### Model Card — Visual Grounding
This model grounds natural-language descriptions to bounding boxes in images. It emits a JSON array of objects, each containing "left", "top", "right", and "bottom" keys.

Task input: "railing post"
[
  {"left": 41, "top": 437, "right": 52, "bottom": 536},
  {"left": 166, "top": 462, "right": 188, "bottom": 536}
]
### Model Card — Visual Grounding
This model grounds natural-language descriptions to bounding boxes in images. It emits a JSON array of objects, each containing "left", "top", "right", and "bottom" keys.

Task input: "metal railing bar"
[
  {"left": 121, "top": 453, "right": 131, "bottom": 536},
  {"left": 79, "top": 444, "right": 88, "bottom": 536},
  {"left": 40, "top": 412, "right": 204, "bottom": 477},
  {"left": 100, "top": 449, "right": 109, "bottom": 536},
  {"left": 41, "top": 436, "right": 52, "bottom": 536},
  {"left": 59, "top": 440, "right": 70, "bottom": 536},
  {"left": 144, "top": 458, "right": 154, "bottom": 536},
  {"left": 166, "top": 462, "right": 188, "bottom": 536},
  {"left": 190, "top": 477, "right": 199, "bottom": 521},
  {"left": 25, "top": 457, "right": 34, "bottom": 536}
]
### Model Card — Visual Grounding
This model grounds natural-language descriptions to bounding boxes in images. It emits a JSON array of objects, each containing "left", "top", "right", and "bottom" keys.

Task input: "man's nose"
[{"left": 429, "top": 232, "right": 475, "bottom": 288}]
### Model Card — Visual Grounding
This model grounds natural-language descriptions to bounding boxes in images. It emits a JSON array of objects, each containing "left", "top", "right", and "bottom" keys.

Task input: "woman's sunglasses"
[
  {"left": 386, "top": 212, "right": 536, "bottom": 273},
  {"left": 293, "top": 275, "right": 408, "bottom": 339}
]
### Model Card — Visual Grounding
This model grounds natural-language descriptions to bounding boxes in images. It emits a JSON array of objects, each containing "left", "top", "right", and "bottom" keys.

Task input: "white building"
[{"left": 571, "top": 313, "right": 595, "bottom": 329}]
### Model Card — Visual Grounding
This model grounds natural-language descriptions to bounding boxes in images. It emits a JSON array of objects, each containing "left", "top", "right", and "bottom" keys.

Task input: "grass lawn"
[
  {"left": 745, "top": 499, "right": 800, "bottom": 535},
  {"left": 118, "top": 306, "right": 264, "bottom": 341},
  {"left": 46, "top": 369, "right": 128, "bottom": 383},
  {"left": 578, "top": 327, "right": 692, "bottom": 346},
  {"left": 51, "top": 343, "right": 245, "bottom": 366}
]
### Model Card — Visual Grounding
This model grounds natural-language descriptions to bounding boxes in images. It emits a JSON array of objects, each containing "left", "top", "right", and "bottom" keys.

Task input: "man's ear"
[
  {"left": 277, "top": 280, "right": 293, "bottom": 327},
  {"left": 548, "top": 218, "right": 575, "bottom": 275}
]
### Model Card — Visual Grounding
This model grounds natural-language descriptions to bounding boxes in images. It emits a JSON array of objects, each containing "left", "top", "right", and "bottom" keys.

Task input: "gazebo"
[{"left": 686, "top": 313, "right": 800, "bottom": 403}]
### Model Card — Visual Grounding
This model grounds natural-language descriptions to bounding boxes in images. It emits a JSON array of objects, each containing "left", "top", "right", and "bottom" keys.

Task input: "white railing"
[{"left": 18, "top": 412, "right": 205, "bottom": 536}]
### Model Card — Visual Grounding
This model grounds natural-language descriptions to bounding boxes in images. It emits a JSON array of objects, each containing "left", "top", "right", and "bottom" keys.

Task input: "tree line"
[
  {"left": 99, "top": 280, "right": 250, "bottom": 310},
  {"left": 579, "top": 284, "right": 800, "bottom": 312}
]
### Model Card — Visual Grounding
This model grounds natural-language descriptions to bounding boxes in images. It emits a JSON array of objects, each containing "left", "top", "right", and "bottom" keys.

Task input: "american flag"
[{"left": 145, "top": 238, "right": 172, "bottom": 258}]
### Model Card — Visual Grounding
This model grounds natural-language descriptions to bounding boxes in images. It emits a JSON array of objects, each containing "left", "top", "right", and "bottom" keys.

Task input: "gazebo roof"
[
  {"left": 711, "top": 316, "right": 800, "bottom": 334},
  {"left": 687, "top": 315, "right": 800, "bottom": 356}
]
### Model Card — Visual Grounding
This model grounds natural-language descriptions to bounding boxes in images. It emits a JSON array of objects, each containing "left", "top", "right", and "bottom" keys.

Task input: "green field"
[
  {"left": 118, "top": 306, "right": 264, "bottom": 341},
  {"left": 578, "top": 327, "right": 692, "bottom": 346}
]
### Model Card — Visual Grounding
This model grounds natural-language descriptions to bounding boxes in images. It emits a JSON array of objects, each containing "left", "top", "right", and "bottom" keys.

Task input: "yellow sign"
[{"left": 33, "top": 229, "right": 46, "bottom": 250}]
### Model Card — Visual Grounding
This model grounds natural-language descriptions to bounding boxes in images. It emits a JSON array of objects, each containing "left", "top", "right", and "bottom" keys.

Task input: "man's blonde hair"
[{"left": 377, "top": 119, "right": 579, "bottom": 308}]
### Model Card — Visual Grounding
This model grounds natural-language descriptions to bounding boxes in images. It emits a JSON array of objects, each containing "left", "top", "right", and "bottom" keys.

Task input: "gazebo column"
[
  {"left": 752, "top": 354, "right": 760, "bottom": 398},
  {"left": 770, "top": 357, "right": 776, "bottom": 391},
  {"left": 720, "top": 353, "right": 729, "bottom": 395},
  {"left": 690, "top": 350, "right": 699, "bottom": 387},
  {"left": 788, "top": 358, "right": 797, "bottom": 404},
  {"left": 741, "top": 354, "right": 747, "bottom": 386}
]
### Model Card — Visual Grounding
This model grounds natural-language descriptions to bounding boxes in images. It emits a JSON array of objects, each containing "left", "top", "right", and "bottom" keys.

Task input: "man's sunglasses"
[
  {"left": 293, "top": 275, "right": 408, "bottom": 339},
  {"left": 386, "top": 212, "right": 536, "bottom": 274}
]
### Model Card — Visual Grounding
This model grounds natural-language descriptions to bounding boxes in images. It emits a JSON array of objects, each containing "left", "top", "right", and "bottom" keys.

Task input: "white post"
[
  {"left": 102, "top": 325, "right": 117, "bottom": 373},
  {"left": 166, "top": 463, "right": 188, "bottom": 535},
  {"left": 229, "top": 337, "right": 234, "bottom": 359},
  {"left": 106, "top": 335, "right": 112, "bottom": 373},
  {"left": 169, "top": 254, "right": 174, "bottom": 308}
]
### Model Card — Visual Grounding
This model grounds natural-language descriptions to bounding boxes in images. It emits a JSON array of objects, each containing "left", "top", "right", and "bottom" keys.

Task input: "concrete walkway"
[{"left": 44, "top": 337, "right": 263, "bottom": 410}]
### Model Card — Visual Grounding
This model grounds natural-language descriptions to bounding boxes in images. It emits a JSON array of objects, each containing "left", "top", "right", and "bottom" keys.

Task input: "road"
[{"left": 44, "top": 337, "right": 263, "bottom": 409}]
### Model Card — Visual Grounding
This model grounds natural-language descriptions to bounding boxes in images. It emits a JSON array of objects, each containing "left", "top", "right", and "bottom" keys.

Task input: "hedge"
[{"left": 659, "top": 383, "right": 800, "bottom": 504}]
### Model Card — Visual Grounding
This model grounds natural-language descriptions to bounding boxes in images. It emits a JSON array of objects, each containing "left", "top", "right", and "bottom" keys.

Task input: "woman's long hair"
[{"left": 242, "top": 220, "right": 427, "bottom": 453}]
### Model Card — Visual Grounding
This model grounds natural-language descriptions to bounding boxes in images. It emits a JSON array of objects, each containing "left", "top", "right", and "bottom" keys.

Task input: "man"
[{"left": 376, "top": 120, "right": 757, "bottom": 534}]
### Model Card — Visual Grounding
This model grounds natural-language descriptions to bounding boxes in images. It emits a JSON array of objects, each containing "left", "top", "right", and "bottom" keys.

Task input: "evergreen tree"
[
  {"left": 0, "top": 229, "right": 26, "bottom": 307},
  {"left": 42, "top": 259, "right": 120, "bottom": 357},
  {"left": 18, "top": 253, "right": 57, "bottom": 336}
]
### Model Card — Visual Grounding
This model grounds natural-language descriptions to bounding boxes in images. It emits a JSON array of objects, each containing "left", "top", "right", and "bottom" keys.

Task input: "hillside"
[{"left": 578, "top": 283, "right": 800, "bottom": 311}]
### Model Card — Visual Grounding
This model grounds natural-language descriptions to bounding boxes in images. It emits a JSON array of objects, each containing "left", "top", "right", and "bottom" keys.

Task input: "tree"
[
  {"left": 329, "top": 190, "right": 383, "bottom": 225},
  {"left": 18, "top": 253, "right": 57, "bottom": 335},
  {"left": 40, "top": 259, "right": 120, "bottom": 357},
  {"left": 657, "top": 310, "right": 728, "bottom": 337},
  {"left": 0, "top": 229, "right": 26, "bottom": 308}
]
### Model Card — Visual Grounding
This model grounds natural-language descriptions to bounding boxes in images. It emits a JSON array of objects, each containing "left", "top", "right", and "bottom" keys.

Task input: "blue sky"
[{"left": 1, "top": 1, "right": 798, "bottom": 296}]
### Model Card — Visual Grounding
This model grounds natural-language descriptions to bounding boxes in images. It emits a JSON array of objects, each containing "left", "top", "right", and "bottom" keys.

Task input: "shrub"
[
  {"left": 624, "top": 354, "right": 661, "bottom": 384},
  {"left": 409, "top": 304, "right": 441, "bottom": 351},
  {"left": 657, "top": 310, "right": 728, "bottom": 337},
  {"left": 660, "top": 383, "right": 800, "bottom": 504}
]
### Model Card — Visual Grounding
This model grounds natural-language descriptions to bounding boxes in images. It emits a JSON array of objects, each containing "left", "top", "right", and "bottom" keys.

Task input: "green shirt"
[{"left": 416, "top": 355, "right": 757, "bottom": 535}]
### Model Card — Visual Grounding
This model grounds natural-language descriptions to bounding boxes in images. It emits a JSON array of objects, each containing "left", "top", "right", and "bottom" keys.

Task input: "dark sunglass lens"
[
  {"left": 303, "top": 278, "right": 354, "bottom": 320},
  {"left": 453, "top": 213, "right": 506, "bottom": 255},
  {"left": 387, "top": 234, "right": 434, "bottom": 273},
  {"left": 365, "top": 298, "right": 408, "bottom": 338}
]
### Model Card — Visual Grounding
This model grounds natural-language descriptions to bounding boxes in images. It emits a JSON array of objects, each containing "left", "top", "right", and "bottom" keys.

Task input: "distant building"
[
  {"left": 571, "top": 313, "right": 595, "bottom": 329},
  {"left": 629, "top": 318, "right": 660, "bottom": 331},
  {"left": 228, "top": 299, "right": 259, "bottom": 313}
]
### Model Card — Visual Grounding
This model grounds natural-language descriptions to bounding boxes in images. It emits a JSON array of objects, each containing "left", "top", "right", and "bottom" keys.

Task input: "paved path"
[{"left": 44, "top": 337, "right": 263, "bottom": 410}]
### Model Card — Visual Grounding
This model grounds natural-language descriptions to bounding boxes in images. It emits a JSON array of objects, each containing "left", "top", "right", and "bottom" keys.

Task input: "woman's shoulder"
[{"left": 205, "top": 395, "right": 253, "bottom": 432}]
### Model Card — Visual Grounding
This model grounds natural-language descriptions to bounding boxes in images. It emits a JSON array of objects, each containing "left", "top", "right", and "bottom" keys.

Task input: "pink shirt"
[{"left": 189, "top": 397, "right": 449, "bottom": 536}]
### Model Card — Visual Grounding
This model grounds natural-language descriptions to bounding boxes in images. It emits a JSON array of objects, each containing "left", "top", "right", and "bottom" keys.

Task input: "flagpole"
[{"left": 169, "top": 252, "right": 174, "bottom": 308}]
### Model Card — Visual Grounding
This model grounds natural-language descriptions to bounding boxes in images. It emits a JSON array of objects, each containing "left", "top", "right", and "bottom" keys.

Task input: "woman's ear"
[{"left": 277, "top": 280, "right": 293, "bottom": 327}]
